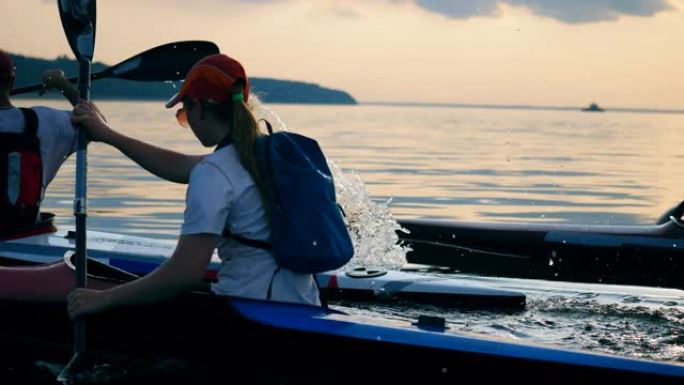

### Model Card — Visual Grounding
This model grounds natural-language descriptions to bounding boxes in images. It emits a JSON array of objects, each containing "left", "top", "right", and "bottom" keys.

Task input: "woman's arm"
[
  {"left": 104, "top": 129, "right": 204, "bottom": 183},
  {"left": 72, "top": 100, "right": 203, "bottom": 183},
  {"left": 67, "top": 234, "right": 217, "bottom": 318},
  {"left": 40, "top": 69, "right": 79, "bottom": 106}
]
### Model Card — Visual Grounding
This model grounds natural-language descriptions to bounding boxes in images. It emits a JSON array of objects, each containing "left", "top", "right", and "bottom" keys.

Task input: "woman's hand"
[
  {"left": 67, "top": 288, "right": 111, "bottom": 319},
  {"left": 39, "top": 69, "right": 69, "bottom": 94},
  {"left": 40, "top": 69, "right": 79, "bottom": 105},
  {"left": 72, "top": 100, "right": 113, "bottom": 142}
]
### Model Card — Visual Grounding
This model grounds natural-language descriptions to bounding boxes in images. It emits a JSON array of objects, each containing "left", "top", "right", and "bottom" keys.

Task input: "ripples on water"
[
  {"left": 337, "top": 277, "right": 684, "bottom": 362},
  {"left": 23, "top": 98, "right": 684, "bottom": 363}
]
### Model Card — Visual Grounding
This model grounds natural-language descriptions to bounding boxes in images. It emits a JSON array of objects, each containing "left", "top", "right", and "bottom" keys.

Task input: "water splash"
[
  {"left": 526, "top": 297, "right": 684, "bottom": 361},
  {"left": 329, "top": 162, "right": 409, "bottom": 270},
  {"left": 248, "top": 94, "right": 289, "bottom": 132},
  {"left": 247, "top": 95, "right": 410, "bottom": 270}
]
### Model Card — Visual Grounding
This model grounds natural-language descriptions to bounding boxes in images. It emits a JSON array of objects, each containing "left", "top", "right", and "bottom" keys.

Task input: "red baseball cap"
[
  {"left": 165, "top": 53, "right": 249, "bottom": 108},
  {"left": 0, "top": 49, "right": 15, "bottom": 78}
]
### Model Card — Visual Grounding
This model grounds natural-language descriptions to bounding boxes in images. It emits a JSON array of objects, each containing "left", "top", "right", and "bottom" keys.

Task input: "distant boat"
[{"left": 582, "top": 102, "right": 605, "bottom": 112}]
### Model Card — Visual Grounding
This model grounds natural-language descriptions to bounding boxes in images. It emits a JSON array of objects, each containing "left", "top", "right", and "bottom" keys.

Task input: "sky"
[{"left": 2, "top": 0, "right": 683, "bottom": 108}]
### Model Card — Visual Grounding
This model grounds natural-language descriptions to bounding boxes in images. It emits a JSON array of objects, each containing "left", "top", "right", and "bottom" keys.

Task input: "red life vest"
[{"left": 0, "top": 108, "right": 44, "bottom": 233}]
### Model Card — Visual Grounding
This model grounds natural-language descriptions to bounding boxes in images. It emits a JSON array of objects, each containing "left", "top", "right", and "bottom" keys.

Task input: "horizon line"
[{"left": 360, "top": 101, "right": 684, "bottom": 115}]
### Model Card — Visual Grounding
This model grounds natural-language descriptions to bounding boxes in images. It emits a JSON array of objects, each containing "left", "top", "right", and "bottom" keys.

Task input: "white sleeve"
[
  {"left": 59, "top": 110, "right": 78, "bottom": 154},
  {"left": 181, "top": 162, "right": 235, "bottom": 236},
  {"left": 33, "top": 107, "right": 77, "bottom": 185}
]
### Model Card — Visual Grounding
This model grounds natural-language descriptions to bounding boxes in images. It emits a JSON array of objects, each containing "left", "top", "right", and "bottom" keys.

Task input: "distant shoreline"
[
  {"left": 15, "top": 94, "right": 358, "bottom": 106},
  {"left": 11, "top": 53, "right": 358, "bottom": 105}
]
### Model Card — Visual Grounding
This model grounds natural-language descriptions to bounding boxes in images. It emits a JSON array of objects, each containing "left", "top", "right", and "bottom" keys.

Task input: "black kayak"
[
  {"left": 398, "top": 203, "right": 684, "bottom": 289},
  {"left": 0, "top": 259, "right": 683, "bottom": 385}
]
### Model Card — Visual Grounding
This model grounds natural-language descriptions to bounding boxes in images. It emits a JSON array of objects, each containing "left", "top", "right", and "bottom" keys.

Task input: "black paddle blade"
[
  {"left": 11, "top": 41, "right": 219, "bottom": 95},
  {"left": 104, "top": 41, "right": 220, "bottom": 81},
  {"left": 58, "top": 0, "right": 97, "bottom": 61}
]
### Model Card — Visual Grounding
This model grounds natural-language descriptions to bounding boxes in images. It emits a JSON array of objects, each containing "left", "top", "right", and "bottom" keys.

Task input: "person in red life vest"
[{"left": 0, "top": 49, "right": 78, "bottom": 237}]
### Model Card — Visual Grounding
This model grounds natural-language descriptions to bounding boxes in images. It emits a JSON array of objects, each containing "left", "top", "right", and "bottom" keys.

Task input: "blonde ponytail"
[{"left": 231, "top": 100, "right": 267, "bottom": 203}]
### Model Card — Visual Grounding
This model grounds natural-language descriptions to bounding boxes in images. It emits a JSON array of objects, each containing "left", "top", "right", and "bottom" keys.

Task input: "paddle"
[
  {"left": 10, "top": 41, "right": 220, "bottom": 95},
  {"left": 57, "top": 0, "right": 96, "bottom": 381}
]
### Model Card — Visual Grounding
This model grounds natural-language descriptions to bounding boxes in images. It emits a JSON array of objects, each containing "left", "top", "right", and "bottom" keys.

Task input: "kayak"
[
  {"left": 0, "top": 259, "right": 682, "bottom": 384},
  {"left": 0, "top": 223, "right": 526, "bottom": 310},
  {"left": 398, "top": 213, "right": 684, "bottom": 289}
]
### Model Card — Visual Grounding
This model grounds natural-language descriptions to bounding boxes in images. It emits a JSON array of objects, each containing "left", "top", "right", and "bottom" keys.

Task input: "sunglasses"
[{"left": 175, "top": 106, "right": 189, "bottom": 128}]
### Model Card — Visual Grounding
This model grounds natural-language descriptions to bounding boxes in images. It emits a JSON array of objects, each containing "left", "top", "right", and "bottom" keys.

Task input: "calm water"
[
  {"left": 37, "top": 100, "right": 684, "bottom": 234},
  {"left": 18, "top": 99, "right": 684, "bottom": 365}
]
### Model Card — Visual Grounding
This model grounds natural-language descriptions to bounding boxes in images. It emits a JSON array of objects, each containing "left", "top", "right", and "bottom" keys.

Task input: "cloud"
[
  {"left": 415, "top": 0, "right": 500, "bottom": 18},
  {"left": 44, "top": 0, "right": 673, "bottom": 24},
  {"left": 414, "top": 0, "right": 674, "bottom": 24},
  {"left": 328, "top": 6, "right": 361, "bottom": 19}
]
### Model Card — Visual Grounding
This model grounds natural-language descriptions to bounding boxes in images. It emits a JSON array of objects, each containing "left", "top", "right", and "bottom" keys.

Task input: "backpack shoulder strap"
[
  {"left": 18, "top": 108, "right": 39, "bottom": 137},
  {"left": 258, "top": 119, "right": 274, "bottom": 135},
  {"left": 220, "top": 120, "right": 275, "bottom": 252},
  {"left": 221, "top": 228, "right": 273, "bottom": 251}
]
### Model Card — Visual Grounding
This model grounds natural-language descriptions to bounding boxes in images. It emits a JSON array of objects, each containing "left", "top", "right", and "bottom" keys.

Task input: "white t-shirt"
[
  {"left": 0, "top": 106, "right": 76, "bottom": 188},
  {"left": 181, "top": 143, "right": 321, "bottom": 306}
]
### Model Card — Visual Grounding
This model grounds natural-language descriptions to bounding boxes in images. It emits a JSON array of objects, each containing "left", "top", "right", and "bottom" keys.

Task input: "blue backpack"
[{"left": 224, "top": 121, "right": 354, "bottom": 274}]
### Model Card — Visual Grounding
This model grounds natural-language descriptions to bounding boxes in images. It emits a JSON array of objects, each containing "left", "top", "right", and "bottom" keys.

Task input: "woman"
[{"left": 67, "top": 54, "right": 321, "bottom": 319}]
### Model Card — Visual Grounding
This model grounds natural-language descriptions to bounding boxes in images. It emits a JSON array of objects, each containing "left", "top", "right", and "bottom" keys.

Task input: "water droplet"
[{"left": 622, "top": 296, "right": 641, "bottom": 304}]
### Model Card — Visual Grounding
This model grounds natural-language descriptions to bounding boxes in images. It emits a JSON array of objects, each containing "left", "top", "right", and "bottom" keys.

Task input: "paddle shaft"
[
  {"left": 73, "top": 58, "right": 91, "bottom": 354},
  {"left": 53, "top": 2, "right": 96, "bottom": 377}
]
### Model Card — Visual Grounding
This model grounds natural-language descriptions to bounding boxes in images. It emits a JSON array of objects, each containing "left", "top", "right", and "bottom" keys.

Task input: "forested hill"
[{"left": 10, "top": 53, "right": 357, "bottom": 105}]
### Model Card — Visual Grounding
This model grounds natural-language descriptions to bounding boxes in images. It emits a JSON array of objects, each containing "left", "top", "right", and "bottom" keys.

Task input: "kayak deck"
[{"left": 0, "top": 228, "right": 527, "bottom": 310}]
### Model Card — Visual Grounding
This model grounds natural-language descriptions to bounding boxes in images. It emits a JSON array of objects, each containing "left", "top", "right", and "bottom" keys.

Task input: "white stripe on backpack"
[{"left": 7, "top": 152, "right": 21, "bottom": 205}]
